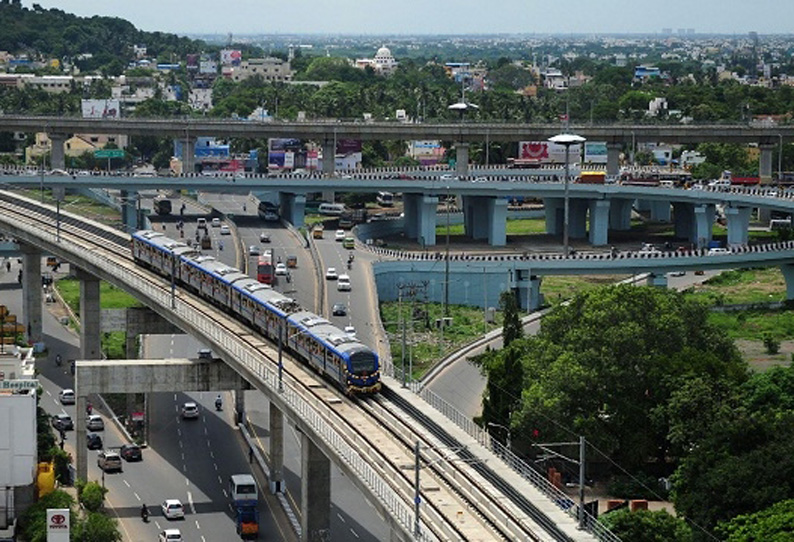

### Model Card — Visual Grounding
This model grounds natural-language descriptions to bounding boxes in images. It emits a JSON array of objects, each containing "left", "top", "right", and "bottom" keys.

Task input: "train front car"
[{"left": 338, "top": 343, "right": 381, "bottom": 394}]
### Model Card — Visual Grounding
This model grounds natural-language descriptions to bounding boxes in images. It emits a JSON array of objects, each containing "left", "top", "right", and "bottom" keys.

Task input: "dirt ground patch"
[{"left": 736, "top": 339, "right": 793, "bottom": 371}]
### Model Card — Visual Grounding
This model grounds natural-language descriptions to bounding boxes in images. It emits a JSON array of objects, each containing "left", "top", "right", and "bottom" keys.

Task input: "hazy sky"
[{"left": 27, "top": 1, "right": 794, "bottom": 36}]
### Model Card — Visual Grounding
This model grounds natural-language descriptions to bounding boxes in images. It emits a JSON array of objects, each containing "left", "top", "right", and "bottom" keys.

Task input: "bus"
[
  {"left": 577, "top": 171, "right": 606, "bottom": 184},
  {"left": 256, "top": 251, "right": 274, "bottom": 284}
]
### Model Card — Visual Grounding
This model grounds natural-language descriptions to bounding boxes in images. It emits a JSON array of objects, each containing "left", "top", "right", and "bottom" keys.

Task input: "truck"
[{"left": 230, "top": 474, "right": 259, "bottom": 539}]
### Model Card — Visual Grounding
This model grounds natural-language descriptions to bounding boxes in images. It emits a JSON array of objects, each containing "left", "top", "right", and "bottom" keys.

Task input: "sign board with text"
[
  {"left": 94, "top": 149, "right": 125, "bottom": 159},
  {"left": 46, "top": 508, "right": 70, "bottom": 541}
]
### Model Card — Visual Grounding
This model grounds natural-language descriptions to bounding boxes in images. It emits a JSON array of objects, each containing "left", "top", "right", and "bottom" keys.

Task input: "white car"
[
  {"left": 275, "top": 263, "right": 288, "bottom": 275},
  {"left": 248, "top": 245, "right": 260, "bottom": 256},
  {"left": 210, "top": 217, "right": 221, "bottom": 227},
  {"left": 159, "top": 529, "right": 183, "bottom": 542},
  {"left": 334, "top": 229, "right": 346, "bottom": 242},
  {"left": 219, "top": 224, "right": 231, "bottom": 235},
  {"left": 86, "top": 414, "right": 104, "bottom": 431},
  {"left": 337, "top": 274, "right": 351, "bottom": 291},
  {"left": 181, "top": 402, "right": 199, "bottom": 420},
  {"left": 325, "top": 267, "right": 338, "bottom": 280},
  {"left": 707, "top": 247, "right": 730, "bottom": 256},
  {"left": 344, "top": 325, "right": 357, "bottom": 340},
  {"left": 161, "top": 499, "right": 185, "bottom": 520},
  {"left": 59, "top": 389, "right": 75, "bottom": 405}
]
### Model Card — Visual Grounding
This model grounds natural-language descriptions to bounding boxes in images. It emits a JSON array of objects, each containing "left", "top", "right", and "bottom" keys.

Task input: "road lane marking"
[
  {"left": 209, "top": 451, "right": 214, "bottom": 458},
  {"left": 187, "top": 490, "right": 196, "bottom": 514},
  {"left": 195, "top": 520, "right": 200, "bottom": 529},
  {"left": 350, "top": 528, "right": 360, "bottom": 538},
  {"left": 214, "top": 463, "right": 218, "bottom": 471},
  {"left": 185, "top": 478, "right": 190, "bottom": 486},
  {"left": 123, "top": 480, "right": 130, "bottom": 488},
  {"left": 133, "top": 492, "right": 140, "bottom": 501},
  {"left": 337, "top": 513, "right": 346, "bottom": 523}
]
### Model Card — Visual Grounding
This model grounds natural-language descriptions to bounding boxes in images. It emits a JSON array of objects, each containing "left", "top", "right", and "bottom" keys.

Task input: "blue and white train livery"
[{"left": 131, "top": 230, "right": 381, "bottom": 394}]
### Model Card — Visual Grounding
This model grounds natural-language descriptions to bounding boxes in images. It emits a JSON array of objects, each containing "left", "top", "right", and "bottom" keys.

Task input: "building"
[
  {"left": 355, "top": 46, "right": 398, "bottom": 76},
  {"left": 232, "top": 57, "right": 293, "bottom": 82}
]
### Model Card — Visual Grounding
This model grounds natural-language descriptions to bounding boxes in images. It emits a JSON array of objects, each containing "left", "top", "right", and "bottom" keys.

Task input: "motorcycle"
[
  {"left": 55, "top": 354, "right": 62, "bottom": 367},
  {"left": 141, "top": 505, "right": 149, "bottom": 523},
  {"left": 215, "top": 398, "right": 222, "bottom": 411}
]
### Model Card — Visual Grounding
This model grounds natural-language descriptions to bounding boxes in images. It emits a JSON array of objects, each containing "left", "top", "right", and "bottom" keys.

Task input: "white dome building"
[{"left": 355, "top": 46, "right": 398, "bottom": 76}]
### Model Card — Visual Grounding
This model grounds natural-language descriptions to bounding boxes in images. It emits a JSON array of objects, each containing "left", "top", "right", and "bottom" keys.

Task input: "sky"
[{"left": 26, "top": 1, "right": 794, "bottom": 36}]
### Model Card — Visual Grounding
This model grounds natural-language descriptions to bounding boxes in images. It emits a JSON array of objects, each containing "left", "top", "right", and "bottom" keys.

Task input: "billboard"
[
  {"left": 199, "top": 60, "right": 218, "bottom": 74},
  {"left": 186, "top": 54, "right": 199, "bottom": 69},
  {"left": 518, "top": 141, "right": 581, "bottom": 164},
  {"left": 584, "top": 142, "right": 608, "bottom": 164},
  {"left": 46, "top": 509, "right": 70, "bottom": 542},
  {"left": 220, "top": 49, "right": 242, "bottom": 66},
  {"left": 81, "top": 99, "right": 120, "bottom": 119},
  {"left": 336, "top": 139, "right": 362, "bottom": 155}
]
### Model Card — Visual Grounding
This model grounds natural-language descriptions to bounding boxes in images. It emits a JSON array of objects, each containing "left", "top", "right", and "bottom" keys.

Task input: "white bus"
[{"left": 229, "top": 474, "right": 258, "bottom": 504}]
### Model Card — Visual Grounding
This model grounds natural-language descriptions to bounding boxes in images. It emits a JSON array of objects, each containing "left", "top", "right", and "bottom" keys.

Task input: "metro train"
[{"left": 130, "top": 230, "right": 381, "bottom": 394}]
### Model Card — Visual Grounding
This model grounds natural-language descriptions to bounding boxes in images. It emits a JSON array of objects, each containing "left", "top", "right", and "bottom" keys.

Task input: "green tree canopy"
[
  {"left": 599, "top": 508, "right": 693, "bottom": 542},
  {"left": 717, "top": 498, "right": 794, "bottom": 541}
]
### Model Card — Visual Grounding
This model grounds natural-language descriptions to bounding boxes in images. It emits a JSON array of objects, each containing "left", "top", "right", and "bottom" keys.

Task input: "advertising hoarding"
[
  {"left": 46, "top": 508, "right": 70, "bottom": 541},
  {"left": 220, "top": 49, "right": 242, "bottom": 66},
  {"left": 81, "top": 99, "right": 121, "bottom": 119},
  {"left": 584, "top": 142, "right": 608, "bottom": 164},
  {"left": 518, "top": 141, "right": 582, "bottom": 164}
]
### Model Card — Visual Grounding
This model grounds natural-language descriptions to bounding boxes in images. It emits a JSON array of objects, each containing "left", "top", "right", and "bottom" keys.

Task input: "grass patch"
[
  {"left": 683, "top": 268, "right": 786, "bottom": 306},
  {"left": 56, "top": 278, "right": 142, "bottom": 316},
  {"left": 541, "top": 275, "right": 633, "bottom": 305},
  {"left": 381, "top": 302, "right": 501, "bottom": 380},
  {"left": 435, "top": 218, "right": 548, "bottom": 237},
  {"left": 708, "top": 310, "right": 794, "bottom": 341},
  {"left": 19, "top": 189, "right": 123, "bottom": 226}
]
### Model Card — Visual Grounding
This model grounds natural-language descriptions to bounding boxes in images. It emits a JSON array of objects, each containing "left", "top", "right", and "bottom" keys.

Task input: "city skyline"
[{"left": 26, "top": 1, "right": 794, "bottom": 38}]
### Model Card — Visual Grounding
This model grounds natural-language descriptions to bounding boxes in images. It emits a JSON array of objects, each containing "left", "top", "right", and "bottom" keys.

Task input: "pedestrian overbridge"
[{"left": 73, "top": 357, "right": 250, "bottom": 481}]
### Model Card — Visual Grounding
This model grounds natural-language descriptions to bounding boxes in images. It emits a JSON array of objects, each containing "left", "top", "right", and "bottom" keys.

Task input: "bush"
[
  {"left": 606, "top": 473, "right": 669, "bottom": 501},
  {"left": 49, "top": 446, "right": 72, "bottom": 485},
  {"left": 763, "top": 332, "right": 781, "bottom": 354},
  {"left": 79, "top": 481, "right": 107, "bottom": 512}
]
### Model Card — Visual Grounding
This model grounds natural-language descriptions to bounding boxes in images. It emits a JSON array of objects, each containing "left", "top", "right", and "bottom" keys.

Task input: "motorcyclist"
[
  {"left": 55, "top": 354, "right": 62, "bottom": 366},
  {"left": 215, "top": 395, "right": 222, "bottom": 410},
  {"left": 141, "top": 504, "right": 149, "bottom": 522}
]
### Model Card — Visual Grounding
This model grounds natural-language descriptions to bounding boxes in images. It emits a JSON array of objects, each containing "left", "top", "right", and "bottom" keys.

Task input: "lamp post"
[
  {"left": 444, "top": 185, "right": 451, "bottom": 317},
  {"left": 778, "top": 134, "right": 784, "bottom": 182},
  {"left": 548, "top": 133, "right": 586, "bottom": 257}
]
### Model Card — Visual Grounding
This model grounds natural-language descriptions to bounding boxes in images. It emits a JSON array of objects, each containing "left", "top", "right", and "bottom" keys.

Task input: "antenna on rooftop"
[{"left": 226, "top": 32, "right": 233, "bottom": 47}]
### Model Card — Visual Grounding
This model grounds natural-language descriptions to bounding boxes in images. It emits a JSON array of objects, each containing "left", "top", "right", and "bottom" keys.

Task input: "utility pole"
[{"left": 534, "top": 436, "right": 589, "bottom": 530}]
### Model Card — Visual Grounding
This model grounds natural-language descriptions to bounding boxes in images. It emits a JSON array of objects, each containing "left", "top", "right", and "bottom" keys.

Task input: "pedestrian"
[{"left": 6, "top": 260, "right": 10, "bottom": 272}]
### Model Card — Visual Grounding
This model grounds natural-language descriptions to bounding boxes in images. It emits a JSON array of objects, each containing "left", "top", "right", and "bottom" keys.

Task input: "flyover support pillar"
[
  {"left": 20, "top": 243, "right": 42, "bottom": 345},
  {"left": 515, "top": 270, "right": 543, "bottom": 312},
  {"left": 182, "top": 137, "right": 196, "bottom": 174},
  {"left": 759, "top": 143, "right": 775, "bottom": 185},
  {"left": 455, "top": 143, "right": 469, "bottom": 178},
  {"left": 403, "top": 193, "right": 438, "bottom": 246},
  {"left": 278, "top": 192, "right": 306, "bottom": 229},
  {"left": 322, "top": 138, "right": 335, "bottom": 176},
  {"left": 569, "top": 199, "right": 588, "bottom": 240},
  {"left": 544, "top": 198, "right": 563, "bottom": 235},
  {"left": 269, "top": 404, "right": 284, "bottom": 493},
  {"left": 48, "top": 133, "right": 67, "bottom": 171},
  {"left": 75, "top": 268, "right": 102, "bottom": 360},
  {"left": 588, "top": 200, "right": 610, "bottom": 246},
  {"left": 725, "top": 206, "right": 751, "bottom": 248},
  {"left": 300, "top": 432, "right": 330, "bottom": 542},
  {"left": 781, "top": 264, "right": 794, "bottom": 300},
  {"left": 606, "top": 142, "right": 621, "bottom": 178},
  {"left": 76, "top": 393, "right": 88, "bottom": 483},
  {"left": 609, "top": 198, "right": 632, "bottom": 231},
  {"left": 462, "top": 196, "right": 506, "bottom": 246},
  {"left": 694, "top": 204, "right": 716, "bottom": 249},
  {"left": 120, "top": 189, "right": 140, "bottom": 233},
  {"left": 649, "top": 201, "right": 671, "bottom": 222},
  {"left": 646, "top": 273, "right": 668, "bottom": 289},
  {"left": 673, "top": 203, "right": 694, "bottom": 242},
  {"left": 234, "top": 386, "right": 245, "bottom": 424}
]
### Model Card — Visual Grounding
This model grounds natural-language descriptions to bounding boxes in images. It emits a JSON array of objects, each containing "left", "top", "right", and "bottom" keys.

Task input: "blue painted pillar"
[
  {"left": 781, "top": 264, "right": 794, "bottom": 300},
  {"left": 462, "top": 196, "right": 506, "bottom": 245},
  {"left": 646, "top": 273, "right": 669, "bottom": 288},
  {"left": 569, "top": 199, "right": 589, "bottom": 239},
  {"left": 514, "top": 269, "right": 544, "bottom": 312},
  {"left": 402, "top": 193, "right": 420, "bottom": 240},
  {"left": 636, "top": 199, "right": 652, "bottom": 212},
  {"left": 725, "top": 206, "right": 751, "bottom": 248},
  {"left": 120, "top": 190, "right": 139, "bottom": 233},
  {"left": 694, "top": 204, "right": 716, "bottom": 248},
  {"left": 609, "top": 198, "right": 632, "bottom": 230},
  {"left": 606, "top": 143, "right": 621, "bottom": 177},
  {"left": 588, "top": 200, "right": 610, "bottom": 246},
  {"left": 417, "top": 194, "right": 439, "bottom": 246},
  {"left": 278, "top": 192, "right": 306, "bottom": 228},
  {"left": 650, "top": 200, "right": 671, "bottom": 222},
  {"left": 544, "top": 198, "right": 564, "bottom": 235},
  {"left": 673, "top": 202, "right": 694, "bottom": 241},
  {"left": 487, "top": 197, "right": 508, "bottom": 246}
]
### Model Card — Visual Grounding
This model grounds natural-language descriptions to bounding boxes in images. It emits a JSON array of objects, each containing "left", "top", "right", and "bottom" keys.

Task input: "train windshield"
[{"left": 349, "top": 351, "right": 378, "bottom": 374}]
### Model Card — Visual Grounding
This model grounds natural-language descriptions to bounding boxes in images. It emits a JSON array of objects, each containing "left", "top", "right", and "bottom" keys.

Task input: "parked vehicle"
[{"left": 52, "top": 413, "right": 73, "bottom": 431}]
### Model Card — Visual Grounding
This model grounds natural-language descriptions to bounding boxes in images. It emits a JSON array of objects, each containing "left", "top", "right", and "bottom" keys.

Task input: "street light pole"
[
  {"left": 487, "top": 422, "right": 512, "bottom": 451},
  {"left": 444, "top": 186, "right": 451, "bottom": 317},
  {"left": 778, "top": 134, "right": 784, "bottom": 182},
  {"left": 548, "top": 134, "right": 586, "bottom": 257}
]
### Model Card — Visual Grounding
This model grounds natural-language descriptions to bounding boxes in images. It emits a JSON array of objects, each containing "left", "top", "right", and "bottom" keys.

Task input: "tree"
[
  {"left": 73, "top": 511, "right": 122, "bottom": 542},
  {"left": 599, "top": 509, "right": 693, "bottom": 542},
  {"left": 506, "top": 286, "right": 747, "bottom": 471},
  {"left": 18, "top": 490, "right": 74, "bottom": 542},
  {"left": 717, "top": 499, "right": 794, "bottom": 541},
  {"left": 499, "top": 290, "right": 522, "bottom": 347}
]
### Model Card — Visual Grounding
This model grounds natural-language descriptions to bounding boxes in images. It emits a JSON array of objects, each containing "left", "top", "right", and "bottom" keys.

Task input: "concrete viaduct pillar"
[
  {"left": 781, "top": 264, "right": 794, "bottom": 300},
  {"left": 649, "top": 201, "right": 671, "bottom": 222},
  {"left": 569, "top": 199, "right": 589, "bottom": 240},
  {"left": 606, "top": 142, "right": 621, "bottom": 178},
  {"left": 20, "top": 243, "right": 42, "bottom": 345},
  {"left": 514, "top": 270, "right": 543, "bottom": 312},
  {"left": 269, "top": 403, "right": 284, "bottom": 493},
  {"left": 588, "top": 200, "right": 610, "bottom": 246},
  {"left": 403, "top": 193, "right": 438, "bottom": 246},
  {"left": 673, "top": 202, "right": 694, "bottom": 241},
  {"left": 119, "top": 189, "right": 140, "bottom": 233},
  {"left": 48, "top": 133, "right": 67, "bottom": 171},
  {"left": 300, "top": 433, "right": 331, "bottom": 542},
  {"left": 646, "top": 273, "right": 668, "bottom": 289},
  {"left": 544, "top": 198, "right": 563, "bottom": 235},
  {"left": 278, "top": 192, "right": 307, "bottom": 229},
  {"left": 725, "top": 206, "right": 752, "bottom": 248},
  {"left": 322, "top": 138, "right": 335, "bottom": 176},
  {"left": 759, "top": 143, "right": 775, "bottom": 185},
  {"left": 609, "top": 198, "right": 632, "bottom": 231},
  {"left": 75, "top": 268, "right": 102, "bottom": 360},
  {"left": 455, "top": 143, "right": 469, "bottom": 178},
  {"left": 694, "top": 204, "right": 716, "bottom": 248},
  {"left": 182, "top": 137, "right": 196, "bottom": 174},
  {"left": 462, "top": 196, "right": 507, "bottom": 246}
]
